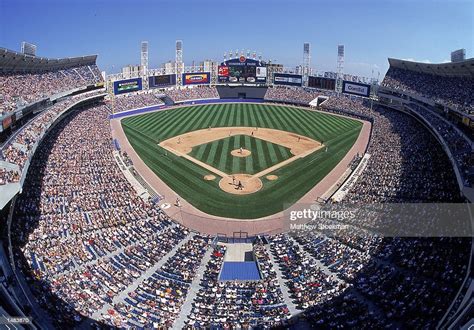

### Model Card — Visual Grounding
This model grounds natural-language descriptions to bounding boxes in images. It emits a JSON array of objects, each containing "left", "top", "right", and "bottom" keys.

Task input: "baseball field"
[{"left": 121, "top": 103, "right": 362, "bottom": 219}]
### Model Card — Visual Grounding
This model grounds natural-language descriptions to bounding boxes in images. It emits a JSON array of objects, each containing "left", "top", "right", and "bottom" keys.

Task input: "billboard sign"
[
  {"left": 342, "top": 81, "right": 371, "bottom": 97},
  {"left": 113, "top": 78, "right": 142, "bottom": 95},
  {"left": 256, "top": 66, "right": 267, "bottom": 83},
  {"left": 183, "top": 72, "right": 210, "bottom": 85},
  {"left": 273, "top": 73, "right": 302, "bottom": 86},
  {"left": 149, "top": 74, "right": 176, "bottom": 88}
]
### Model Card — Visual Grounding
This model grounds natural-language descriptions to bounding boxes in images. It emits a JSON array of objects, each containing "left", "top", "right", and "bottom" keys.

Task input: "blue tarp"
[{"left": 219, "top": 261, "right": 261, "bottom": 281}]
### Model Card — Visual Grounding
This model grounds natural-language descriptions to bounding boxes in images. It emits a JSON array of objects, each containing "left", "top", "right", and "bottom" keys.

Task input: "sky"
[{"left": 0, "top": 0, "right": 472, "bottom": 78}]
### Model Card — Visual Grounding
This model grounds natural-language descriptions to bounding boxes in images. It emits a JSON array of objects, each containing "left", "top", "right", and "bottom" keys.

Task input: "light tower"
[
  {"left": 176, "top": 40, "right": 183, "bottom": 86},
  {"left": 337, "top": 45, "right": 345, "bottom": 93},
  {"left": 303, "top": 42, "right": 311, "bottom": 87},
  {"left": 141, "top": 41, "right": 149, "bottom": 89}
]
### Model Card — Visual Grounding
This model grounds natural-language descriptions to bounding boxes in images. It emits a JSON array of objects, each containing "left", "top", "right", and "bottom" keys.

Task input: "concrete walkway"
[
  {"left": 265, "top": 244, "right": 299, "bottom": 316},
  {"left": 173, "top": 245, "right": 213, "bottom": 329}
]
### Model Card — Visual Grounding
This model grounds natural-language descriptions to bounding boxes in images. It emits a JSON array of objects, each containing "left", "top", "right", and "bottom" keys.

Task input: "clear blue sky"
[{"left": 0, "top": 0, "right": 472, "bottom": 78}]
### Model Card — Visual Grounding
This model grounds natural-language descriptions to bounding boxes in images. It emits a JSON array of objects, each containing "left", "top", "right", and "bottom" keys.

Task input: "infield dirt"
[{"left": 159, "top": 127, "right": 323, "bottom": 194}]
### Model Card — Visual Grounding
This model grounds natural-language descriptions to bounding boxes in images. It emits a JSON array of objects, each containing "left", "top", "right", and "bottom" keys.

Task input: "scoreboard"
[
  {"left": 308, "top": 76, "right": 336, "bottom": 90},
  {"left": 218, "top": 56, "right": 266, "bottom": 84},
  {"left": 149, "top": 74, "right": 176, "bottom": 88}
]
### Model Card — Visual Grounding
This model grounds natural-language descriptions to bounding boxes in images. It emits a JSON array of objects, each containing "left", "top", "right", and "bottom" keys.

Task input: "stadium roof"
[
  {"left": 388, "top": 57, "right": 474, "bottom": 78},
  {"left": 0, "top": 47, "right": 98, "bottom": 73}
]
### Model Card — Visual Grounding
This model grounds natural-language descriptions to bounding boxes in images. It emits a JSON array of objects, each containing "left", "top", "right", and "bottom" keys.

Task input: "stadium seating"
[
  {"left": 382, "top": 67, "right": 474, "bottom": 114},
  {"left": 0, "top": 90, "right": 105, "bottom": 185},
  {"left": 165, "top": 86, "right": 219, "bottom": 103},
  {"left": 264, "top": 85, "right": 320, "bottom": 104},
  {"left": 0, "top": 65, "right": 103, "bottom": 116},
  {"left": 110, "top": 92, "right": 164, "bottom": 113},
  {"left": 6, "top": 89, "right": 471, "bottom": 328}
]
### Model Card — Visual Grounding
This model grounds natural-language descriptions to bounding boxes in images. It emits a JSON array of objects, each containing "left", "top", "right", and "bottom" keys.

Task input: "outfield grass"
[
  {"left": 189, "top": 135, "right": 292, "bottom": 175},
  {"left": 121, "top": 103, "right": 362, "bottom": 219}
]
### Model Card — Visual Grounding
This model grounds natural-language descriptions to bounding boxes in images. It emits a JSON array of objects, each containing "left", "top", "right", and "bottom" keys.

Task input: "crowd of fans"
[
  {"left": 0, "top": 90, "right": 105, "bottom": 185},
  {"left": 407, "top": 102, "right": 472, "bottom": 186},
  {"left": 0, "top": 168, "right": 20, "bottom": 185},
  {"left": 381, "top": 67, "right": 474, "bottom": 114},
  {"left": 100, "top": 235, "right": 209, "bottom": 328},
  {"left": 0, "top": 64, "right": 103, "bottom": 116},
  {"left": 321, "top": 95, "right": 464, "bottom": 202},
  {"left": 11, "top": 103, "right": 197, "bottom": 327},
  {"left": 165, "top": 86, "right": 219, "bottom": 103},
  {"left": 110, "top": 92, "right": 164, "bottom": 113},
  {"left": 264, "top": 86, "right": 320, "bottom": 104},
  {"left": 186, "top": 238, "right": 290, "bottom": 328},
  {"left": 6, "top": 87, "right": 471, "bottom": 328}
]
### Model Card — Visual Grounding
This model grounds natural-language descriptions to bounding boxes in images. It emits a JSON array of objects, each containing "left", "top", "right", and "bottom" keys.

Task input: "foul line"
[{"left": 161, "top": 143, "right": 324, "bottom": 180}]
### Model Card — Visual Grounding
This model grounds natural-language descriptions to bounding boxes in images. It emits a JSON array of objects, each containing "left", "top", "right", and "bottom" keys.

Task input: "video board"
[
  {"left": 308, "top": 76, "right": 336, "bottom": 90},
  {"left": 218, "top": 57, "right": 266, "bottom": 84},
  {"left": 113, "top": 78, "right": 142, "bottom": 95},
  {"left": 182, "top": 72, "right": 210, "bottom": 85},
  {"left": 342, "top": 81, "right": 371, "bottom": 97},
  {"left": 273, "top": 73, "right": 302, "bottom": 87},
  {"left": 149, "top": 74, "right": 176, "bottom": 88}
]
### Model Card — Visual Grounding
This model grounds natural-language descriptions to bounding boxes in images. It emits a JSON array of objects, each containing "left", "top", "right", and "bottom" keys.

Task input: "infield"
[{"left": 121, "top": 103, "right": 363, "bottom": 219}]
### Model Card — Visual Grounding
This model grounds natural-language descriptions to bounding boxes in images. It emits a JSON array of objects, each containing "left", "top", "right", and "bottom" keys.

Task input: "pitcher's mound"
[
  {"left": 204, "top": 175, "right": 216, "bottom": 181},
  {"left": 219, "top": 174, "right": 263, "bottom": 195},
  {"left": 231, "top": 149, "right": 251, "bottom": 158},
  {"left": 266, "top": 175, "right": 278, "bottom": 181}
]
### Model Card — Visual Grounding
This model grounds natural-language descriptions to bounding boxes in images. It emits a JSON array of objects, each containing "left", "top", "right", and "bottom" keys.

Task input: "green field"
[
  {"left": 188, "top": 135, "right": 292, "bottom": 175},
  {"left": 121, "top": 103, "right": 362, "bottom": 219}
]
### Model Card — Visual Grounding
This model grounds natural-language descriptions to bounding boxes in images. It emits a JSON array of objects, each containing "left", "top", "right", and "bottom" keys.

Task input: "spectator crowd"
[
  {"left": 0, "top": 90, "right": 105, "bottom": 185},
  {"left": 264, "top": 85, "right": 320, "bottom": 104},
  {"left": 0, "top": 64, "right": 103, "bottom": 116},
  {"left": 165, "top": 86, "right": 219, "bottom": 103},
  {"left": 110, "top": 92, "right": 164, "bottom": 113},
  {"left": 382, "top": 67, "right": 474, "bottom": 114},
  {"left": 6, "top": 87, "right": 471, "bottom": 329}
]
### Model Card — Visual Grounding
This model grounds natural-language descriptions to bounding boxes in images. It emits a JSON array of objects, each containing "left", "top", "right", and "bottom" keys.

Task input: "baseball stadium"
[{"left": 0, "top": 1, "right": 473, "bottom": 329}]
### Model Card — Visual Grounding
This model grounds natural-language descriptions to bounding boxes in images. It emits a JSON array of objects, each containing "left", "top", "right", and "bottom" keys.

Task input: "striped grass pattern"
[
  {"left": 189, "top": 135, "right": 292, "bottom": 175},
  {"left": 122, "top": 103, "right": 362, "bottom": 219}
]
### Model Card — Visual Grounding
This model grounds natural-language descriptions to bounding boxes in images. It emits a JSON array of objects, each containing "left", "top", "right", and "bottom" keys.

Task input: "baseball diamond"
[
  {"left": 2, "top": 3, "right": 472, "bottom": 329},
  {"left": 189, "top": 135, "right": 294, "bottom": 175},
  {"left": 121, "top": 103, "right": 362, "bottom": 218}
]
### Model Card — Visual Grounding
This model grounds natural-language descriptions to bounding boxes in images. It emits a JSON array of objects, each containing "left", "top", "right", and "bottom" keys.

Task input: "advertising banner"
[
  {"left": 183, "top": 72, "right": 210, "bottom": 85},
  {"left": 342, "top": 81, "right": 371, "bottom": 97},
  {"left": 256, "top": 67, "right": 267, "bottom": 83},
  {"left": 113, "top": 78, "right": 142, "bottom": 95},
  {"left": 273, "top": 73, "right": 302, "bottom": 86}
]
